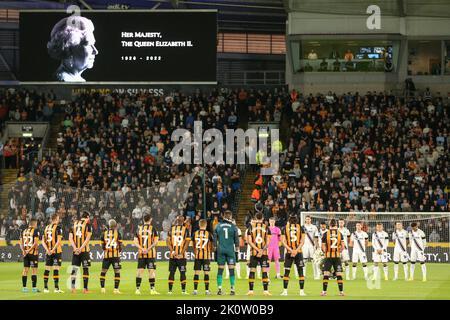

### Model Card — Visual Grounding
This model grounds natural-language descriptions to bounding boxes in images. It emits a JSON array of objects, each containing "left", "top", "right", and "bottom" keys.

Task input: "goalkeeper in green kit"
[{"left": 214, "top": 210, "right": 240, "bottom": 295}]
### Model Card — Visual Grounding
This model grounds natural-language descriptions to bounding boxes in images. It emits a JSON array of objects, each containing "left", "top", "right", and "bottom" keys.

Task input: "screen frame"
[{"left": 19, "top": 9, "right": 218, "bottom": 85}]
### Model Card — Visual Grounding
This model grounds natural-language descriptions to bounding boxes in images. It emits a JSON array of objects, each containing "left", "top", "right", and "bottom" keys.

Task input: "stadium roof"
[
  {"left": 286, "top": 0, "right": 450, "bottom": 18},
  {"left": 1, "top": 0, "right": 288, "bottom": 33}
]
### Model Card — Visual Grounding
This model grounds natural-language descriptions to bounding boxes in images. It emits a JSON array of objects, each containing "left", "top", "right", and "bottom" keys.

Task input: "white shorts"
[
  {"left": 372, "top": 251, "right": 388, "bottom": 263},
  {"left": 341, "top": 249, "right": 350, "bottom": 262},
  {"left": 410, "top": 250, "right": 426, "bottom": 263},
  {"left": 351, "top": 250, "right": 368, "bottom": 263},
  {"left": 393, "top": 249, "right": 409, "bottom": 263},
  {"left": 302, "top": 245, "right": 315, "bottom": 259}
]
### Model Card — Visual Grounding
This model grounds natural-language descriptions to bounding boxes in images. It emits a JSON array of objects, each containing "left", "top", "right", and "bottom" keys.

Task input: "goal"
[{"left": 300, "top": 211, "right": 450, "bottom": 264}]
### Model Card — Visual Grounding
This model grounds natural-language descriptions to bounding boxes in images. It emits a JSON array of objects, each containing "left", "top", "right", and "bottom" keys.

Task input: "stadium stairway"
[
  {"left": 42, "top": 112, "right": 65, "bottom": 155},
  {"left": 0, "top": 168, "right": 18, "bottom": 214},
  {"left": 235, "top": 167, "right": 256, "bottom": 231}
]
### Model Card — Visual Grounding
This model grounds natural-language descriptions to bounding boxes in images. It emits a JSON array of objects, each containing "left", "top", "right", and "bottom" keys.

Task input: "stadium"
[{"left": 0, "top": 0, "right": 449, "bottom": 306}]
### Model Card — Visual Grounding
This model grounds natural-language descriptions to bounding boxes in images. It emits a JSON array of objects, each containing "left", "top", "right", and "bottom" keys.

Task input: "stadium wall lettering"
[{"left": 0, "top": 243, "right": 448, "bottom": 263}]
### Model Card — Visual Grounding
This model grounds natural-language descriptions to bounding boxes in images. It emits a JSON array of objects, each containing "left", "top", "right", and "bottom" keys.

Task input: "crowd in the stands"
[
  {"left": 248, "top": 88, "right": 449, "bottom": 239},
  {"left": 1, "top": 87, "right": 449, "bottom": 242},
  {"left": 2, "top": 88, "right": 298, "bottom": 240}
]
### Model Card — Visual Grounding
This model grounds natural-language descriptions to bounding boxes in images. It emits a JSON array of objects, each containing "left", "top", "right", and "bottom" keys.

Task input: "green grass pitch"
[{"left": 0, "top": 262, "right": 449, "bottom": 300}]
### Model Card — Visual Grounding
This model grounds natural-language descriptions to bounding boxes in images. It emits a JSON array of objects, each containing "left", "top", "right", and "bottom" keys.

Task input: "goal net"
[
  {"left": 7, "top": 171, "right": 198, "bottom": 241},
  {"left": 300, "top": 212, "right": 450, "bottom": 264}
]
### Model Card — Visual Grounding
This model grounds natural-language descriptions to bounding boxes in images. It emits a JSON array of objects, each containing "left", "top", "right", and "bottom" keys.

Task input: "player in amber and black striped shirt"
[
  {"left": 246, "top": 212, "right": 272, "bottom": 296},
  {"left": 100, "top": 219, "right": 123, "bottom": 294},
  {"left": 281, "top": 215, "right": 306, "bottom": 296},
  {"left": 192, "top": 219, "right": 213, "bottom": 295},
  {"left": 321, "top": 219, "right": 345, "bottom": 296},
  {"left": 69, "top": 211, "right": 92, "bottom": 293},
  {"left": 42, "top": 214, "right": 63, "bottom": 293},
  {"left": 134, "top": 214, "right": 159, "bottom": 295},
  {"left": 20, "top": 219, "right": 40, "bottom": 293},
  {"left": 167, "top": 215, "right": 190, "bottom": 294}
]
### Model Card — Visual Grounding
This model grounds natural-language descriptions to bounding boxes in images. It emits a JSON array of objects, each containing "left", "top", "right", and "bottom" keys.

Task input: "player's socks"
[
  {"left": 193, "top": 274, "right": 200, "bottom": 291},
  {"left": 180, "top": 271, "right": 187, "bottom": 291},
  {"left": 217, "top": 268, "right": 224, "bottom": 288},
  {"left": 345, "top": 264, "right": 350, "bottom": 280},
  {"left": 363, "top": 265, "right": 368, "bottom": 279},
  {"left": 313, "top": 263, "right": 320, "bottom": 279},
  {"left": 322, "top": 275, "right": 329, "bottom": 292},
  {"left": 410, "top": 262, "right": 415, "bottom": 279},
  {"left": 82, "top": 268, "right": 89, "bottom": 290},
  {"left": 100, "top": 271, "right": 106, "bottom": 288},
  {"left": 373, "top": 265, "right": 379, "bottom": 279},
  {"left": 337, "top": 275, "right": 343, "bottom": 292},
  {"left": 204, "top": 274, "right": 210, "bottom": 291},
  {"left": 352, "top": 266, "right": 357, "bottom": 279},
  {"left": 114, "top": 272, "right": 120, "bottom": 289},
  {"left": 421, "top": 263, "right": 427, "bottom": 280},
  {"left": 299, "top": 270, "right": 305, "bottom": 290},
  {"left": 283, "top": 268, "right": 290, "bottom": 289},
  {"left": 71, "top": 269, "right": 77, "bottom": 289},
  {"left": 262, "top": 272, "right": 269, "bottom": 291},
  {"left": 402, "top": 263, "right": 409, "bottom": 280},
  {"left": 136, "top": 276, "right": 142, "bottom": 289},
  {"left": 248, "top": 271, "right": 255, "bottom": 291},
  {"left": 31, "top": 275, "right": 37, "bottom": 288},
  {"left": 393, "top": 263, "right": 399, "bottom": 279},
  {"left": 235, "top": 262, "right": 241, "bottom": 279},
  {"left": 229, "top": 268, "right": 236, "bottom": 288},
  {"left": 383, "top": 265, "right": 389, "bottom": 280},
  {"left": 302, "top": 266, "right": 306, "bottom": 278},
  {"left": 168, "top": 272, "right": 175, "bottom": 291},
  {"left": 53, "top": 269, "right": 59, "bottom": 289},
  {"left": 257, "top": 266, "right": 261, "bottom": 279},
  {"left": 22, "top": 275, "right": 27, "bottom": 288},
  {"left": 149, "top": 278, "right": 156, "bottom": 290},
  {"left": 275, "top": 260, "right": 280, "bottom": 276},
  {"left": 43, "top": 270, "right": 50, "bottom": 289}
]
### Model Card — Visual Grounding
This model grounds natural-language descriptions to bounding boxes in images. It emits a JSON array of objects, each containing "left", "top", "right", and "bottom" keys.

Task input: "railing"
[
  {"left": 219, "top": 70, "right": 285, "bottom": 85},
  {"left": 0, "top": 10, "right": 19, "bottom": 23}
]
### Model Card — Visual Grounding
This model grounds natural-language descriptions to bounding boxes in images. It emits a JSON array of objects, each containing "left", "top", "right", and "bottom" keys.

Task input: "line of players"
[
  {"left": 300, "top": 216, "right": 428, "bottom": 282},
  {"left": 19, "top": 211, "right": 427, "bottom": 295}
]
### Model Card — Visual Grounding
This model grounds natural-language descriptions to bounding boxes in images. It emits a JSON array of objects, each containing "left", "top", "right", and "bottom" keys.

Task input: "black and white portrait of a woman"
[{"left": 47, "top": 16, "right": 98, "bottom": 82}]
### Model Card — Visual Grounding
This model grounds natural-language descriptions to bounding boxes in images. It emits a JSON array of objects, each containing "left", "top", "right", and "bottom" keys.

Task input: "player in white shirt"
[
  {"left": 349, "top": 222, "right": 369, "bottom": 280},
  {"left": 408, "top": 222, "right": 427, "bottom": 281},
  {"left": 371, "top": 223, "right": 389, "bottom": 281},
  {"left": 315, "top": 222, "right": 328, "bottom": 280},
  {"left": 301, "top": 216, "right": 319, "bottom": 279},
  {"left": 225, "top": 220, "right": 242, "bottom": 279},
  {"left": 338, "top": 219, "right": 351, "bottom": 280},
  {"left": 392, "top": 221, "right": 409, "bottom": 281}
]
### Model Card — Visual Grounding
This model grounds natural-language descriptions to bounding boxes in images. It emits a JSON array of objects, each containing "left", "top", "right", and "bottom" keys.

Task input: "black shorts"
[
  {"left": 45, "top": 253, "right": 62, "bottom": 267},
  {"left": 323, "top": 258, "right": 343, "bottom": 273},
  {"left": 249, "top": 255, "right": 269, "bottom": 268},
  {"left": 24, "top": 254, "right": 38, "bottom": 268},
  {"left": 169, "top": 258, "right": 187, "bottom": 273},
  {"left": 284, "top": 252, "right": 304, "bottom": 269},
  {"left": 138, "top": 258, "right": 156, "bottom": 270},
  {"left": 71, "top": 252, "right": 91, "bottom": 268},
  {"left": 102, "top": 257, "right": 121, "bottom": 270},
  {"left": 194, "top": 259, "right": 210, "bottom": 271}
]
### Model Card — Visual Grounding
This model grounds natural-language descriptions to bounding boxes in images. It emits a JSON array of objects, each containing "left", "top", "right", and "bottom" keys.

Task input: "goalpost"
[{"left": 300, "top": 212, "right": 450, "bottom": 264}]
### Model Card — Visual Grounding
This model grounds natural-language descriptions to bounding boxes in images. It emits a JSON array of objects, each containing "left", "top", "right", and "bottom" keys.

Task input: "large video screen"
[{"left": 19, "top": 10, "right": 217, "bottom": 83}]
